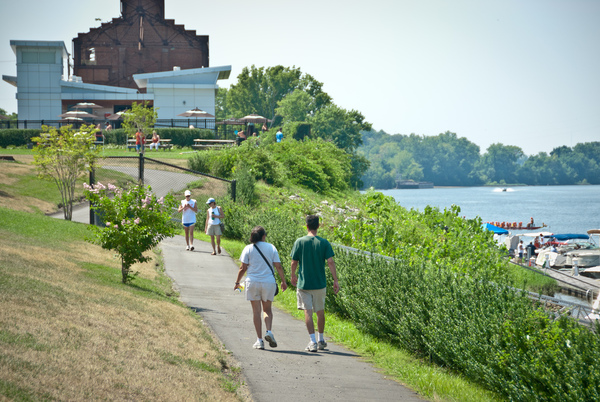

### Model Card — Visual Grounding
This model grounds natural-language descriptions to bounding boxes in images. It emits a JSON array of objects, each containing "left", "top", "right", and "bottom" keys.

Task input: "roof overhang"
[{"left": 133, "top": 65, "right": 231, "bottom": 89}]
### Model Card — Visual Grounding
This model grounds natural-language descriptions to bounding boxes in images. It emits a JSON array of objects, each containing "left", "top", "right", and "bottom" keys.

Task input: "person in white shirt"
[
  {"left": 234, "top": 226, "right": 287, "bottom": 350},
  {"left": 177, "top": 190, "right": 198, "bottom": 250},
  {"left": 204, "top": 197, "right": 224, "bottom": 255}
]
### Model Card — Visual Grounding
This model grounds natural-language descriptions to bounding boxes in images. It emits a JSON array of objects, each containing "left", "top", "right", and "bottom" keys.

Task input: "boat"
[
  {"left": 484, "top": 221, "right": 547, "bottom": 230},
  {"left": 535, "top": 233, "right": 599, "bottom": 269}
]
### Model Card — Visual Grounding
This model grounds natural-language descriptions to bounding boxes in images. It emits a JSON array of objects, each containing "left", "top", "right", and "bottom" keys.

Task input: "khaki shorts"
[
  {"left": 206, "top": 224, "right": 222, "bottom": 236},
  {"left": 245, "top": 281, "right": 277, "bottom": 302},
  {"left": 297, "top": 287, "right": 326, "bottom": 312}
]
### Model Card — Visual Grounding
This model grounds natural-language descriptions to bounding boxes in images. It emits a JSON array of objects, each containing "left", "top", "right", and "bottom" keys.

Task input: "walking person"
[
  {"left": 178, "top": 190, "right": 198, "bottom": 251},
  {"left": 205, "top": 198, "right": 224, "bottom": 255},
  {"left": 291, "top": 215, "right": 339, "bottom": 352},
  {"left": 234, "top": 226, "right": 287, "bottom": 350}
]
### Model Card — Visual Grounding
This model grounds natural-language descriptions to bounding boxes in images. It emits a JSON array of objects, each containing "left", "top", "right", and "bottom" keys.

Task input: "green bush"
[
  {"left": 232, "top": 162, "right": 256, "bottom": 206},
  {"left": 0, "top": 129, "right": 42, "bottom": 147}
]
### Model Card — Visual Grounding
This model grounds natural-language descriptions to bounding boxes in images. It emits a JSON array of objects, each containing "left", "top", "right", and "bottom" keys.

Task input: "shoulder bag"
[
  {"left": 217, "top": 206, "right": 225, "bottom": 233},
  {"left": 254, "top": 244, "right": 279, "bottom": 296}
]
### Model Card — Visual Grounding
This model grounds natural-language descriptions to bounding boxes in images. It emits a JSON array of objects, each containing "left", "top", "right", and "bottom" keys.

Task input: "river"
[{"left": 378, "top": 185, "right": 600, "bottom": 237}]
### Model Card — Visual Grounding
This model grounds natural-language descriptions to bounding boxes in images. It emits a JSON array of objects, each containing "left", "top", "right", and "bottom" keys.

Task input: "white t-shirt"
[
  {"left": 240, "top": 242, "right": 280, "bottom": 283},
  {"left": 181, "top": 199, "right": 197, "bottom": 224}
]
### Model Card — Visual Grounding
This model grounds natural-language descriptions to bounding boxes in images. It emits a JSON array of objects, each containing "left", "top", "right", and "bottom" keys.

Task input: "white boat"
[{"left": 535, "top": 233, "right": 598, "bottom": 268}]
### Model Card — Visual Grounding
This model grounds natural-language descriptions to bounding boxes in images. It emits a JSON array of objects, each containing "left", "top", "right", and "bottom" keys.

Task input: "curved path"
[{"left": 161, "top": 236, "right": 424, "bottom": 401}]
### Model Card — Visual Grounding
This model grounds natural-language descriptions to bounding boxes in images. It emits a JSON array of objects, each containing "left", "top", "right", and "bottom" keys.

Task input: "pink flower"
[
  {"left": 114, "top": 224, "right": 119, "bottom": 229},
  {"left": 134, "top": 218, "right": 140, "bottom": 225},
  {"left": 83, "top": 183, "right": 91, "bottom": 189},
  {"left": 105, "top": 222, "right": 111, "bottom": 226},
  {"left": 108, "top": 183, "right": 117, "bottom": 191}
]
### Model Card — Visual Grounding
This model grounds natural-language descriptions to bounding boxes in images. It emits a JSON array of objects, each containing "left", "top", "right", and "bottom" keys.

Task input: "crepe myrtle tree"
[
  {"left": 32, "top": 124, "right": 100, "bottom": 220},
  {"left": 84, "top": 182, "right": 177, "bottom": 283}
]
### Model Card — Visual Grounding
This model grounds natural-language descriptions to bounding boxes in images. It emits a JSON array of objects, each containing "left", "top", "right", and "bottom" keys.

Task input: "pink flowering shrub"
[{"left": 84, "top": 182, "right": 177, "bottom": 283}]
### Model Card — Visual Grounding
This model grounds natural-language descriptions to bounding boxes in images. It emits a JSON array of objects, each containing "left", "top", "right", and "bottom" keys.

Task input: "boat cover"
[
  {"left": 483, "top": 223, "right": 509, "bottom": 235},
  {"left": 545, "top": 234, "right": 590, "bottom": 241}
]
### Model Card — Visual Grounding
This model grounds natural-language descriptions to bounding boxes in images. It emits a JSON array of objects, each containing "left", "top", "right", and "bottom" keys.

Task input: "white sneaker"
[
  {"left": 190, "top": 245, "right": 194, "bottom": 251},
  {"left": 317, "top": 340, "right": 327, "bottom": 350},
  {"left": 185, "top": 245, "right": 190, "bottom": 251},
  {"left": 253, "top": 339, "right": 264, "bottom": 350},
  {"left": 264, "top": 331, "right": 277, "bottom": 348},
  {"left": 305, "top": 341, "right": 318, "bottom": 352}
]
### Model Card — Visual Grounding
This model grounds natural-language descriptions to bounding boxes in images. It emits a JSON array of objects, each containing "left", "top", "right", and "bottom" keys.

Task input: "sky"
[{"left": 1, "top": 0, "right": 598, "bottom": 155}]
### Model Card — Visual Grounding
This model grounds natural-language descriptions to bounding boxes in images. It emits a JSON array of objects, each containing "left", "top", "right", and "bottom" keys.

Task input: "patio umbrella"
[
  {"left": 177, "top": 107, "right": 215, "bottom": 118},
  {"left": 58, "top": 110, "right": 96, "bottom": 119},
  {"left": 239, "top": 114, "right": 271, "bottom": 124},
  {"left": 216, "top": 118, "right": 244, "bottom": 125},
  {"left": 60, "top": 116, "right": 84, "bottom": 122},
  {"left": 74, "top": 102, "right": 103, "bottom": 109}
]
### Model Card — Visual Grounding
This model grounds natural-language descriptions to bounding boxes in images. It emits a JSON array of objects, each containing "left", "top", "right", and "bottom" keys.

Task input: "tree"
[
  {"left": 121, "top": 101, "right": 157, "bottom": 141},
  {"left": 32, "top": 124, "right": 100, "bottom": 220},
  {"left": 310, "top": 104, "right": 372, "bottom": 152},
  {"left": 0, "top": 107, "right": 17, "bottom": 120},
  {"left": 226, "top": 65, "right": 331, "bottom": 122},
  {"left": 473, "top": 143, "right": 524, "bottom": 184},
  {"left": 275, "top": 89, "right": 315, "bottom": 124},
  {"left": 84, "top": 183, "right": 177, "bottom": 283}
]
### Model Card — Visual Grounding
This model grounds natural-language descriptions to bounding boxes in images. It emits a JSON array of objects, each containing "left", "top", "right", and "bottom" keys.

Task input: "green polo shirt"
[{"left": 290, "top": 235, "right": 335, "bottom": 290}]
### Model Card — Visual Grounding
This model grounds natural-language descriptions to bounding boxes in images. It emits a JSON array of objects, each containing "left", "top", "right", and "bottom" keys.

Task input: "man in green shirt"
[{"left": 291, "top": 215, "right": 339, "bottom": 352}]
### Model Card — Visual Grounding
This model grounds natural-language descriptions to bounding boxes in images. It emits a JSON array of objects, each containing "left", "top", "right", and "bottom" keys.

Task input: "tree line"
[{"left": 359, "top": 130, "right": 600, "bottom": 188}]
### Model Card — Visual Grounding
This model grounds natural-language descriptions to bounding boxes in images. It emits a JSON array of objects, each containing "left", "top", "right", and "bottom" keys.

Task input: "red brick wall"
[{"left": 73, "top": 0, "right": 208, "bottom": 89}]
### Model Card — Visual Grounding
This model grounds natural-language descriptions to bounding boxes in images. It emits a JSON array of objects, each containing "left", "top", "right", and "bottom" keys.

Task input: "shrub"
[
  {"left": 232, "top": 161, "right": 256, "bottom": 206},
  {"left": 0, "top": 129, "right": 43, "bottom": 147}
]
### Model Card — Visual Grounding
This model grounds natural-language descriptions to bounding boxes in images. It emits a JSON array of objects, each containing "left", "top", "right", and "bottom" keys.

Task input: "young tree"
[
  {"left": 84, "top": 183, "right": 177, "bottom": 283},
  {"left": 121, "top": 101, "right": 157, "bottom": 144},
  {"left": 32, "top": 124, "right": 99, "bottom": 220}
]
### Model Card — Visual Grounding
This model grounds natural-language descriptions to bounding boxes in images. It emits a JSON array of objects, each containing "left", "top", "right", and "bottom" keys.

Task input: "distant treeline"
[{"left": 359, "top": 130, "right": 600, "bottom": 188}]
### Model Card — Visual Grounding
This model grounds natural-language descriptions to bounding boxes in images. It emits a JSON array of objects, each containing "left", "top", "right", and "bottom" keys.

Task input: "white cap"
[{"left": 184, "top": 190, "right": 191, "bottom": 196}]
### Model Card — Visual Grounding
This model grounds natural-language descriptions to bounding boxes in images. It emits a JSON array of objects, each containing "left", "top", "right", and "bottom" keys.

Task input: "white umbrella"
[
  {"left": 177, "top": 107, "right": 215, "bottom": 118},
  {"left": 239, "top": 113, "right": 271, "bottom": 123},
  {"left": 74, "top": 102, "right": 103, "bottom": 109},
  {"left": 58, "top": 110, "right": 96, "bottom": 119}
]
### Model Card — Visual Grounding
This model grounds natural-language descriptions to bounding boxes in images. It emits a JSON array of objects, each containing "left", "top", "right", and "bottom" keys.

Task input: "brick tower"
[{"left": 72, "top": 0, "right": 209, "bottom": 90}]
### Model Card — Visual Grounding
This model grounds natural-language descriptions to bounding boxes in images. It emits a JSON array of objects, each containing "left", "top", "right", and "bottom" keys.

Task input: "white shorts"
[
  {"left": 206, "top": 224, "right": 222, "bottom": 236},
  {"left": 297, "top": 288, "right": 326, "bottom": 312},
  {"left": 245, "top": 281, "right": 277, "bottom": 302}
]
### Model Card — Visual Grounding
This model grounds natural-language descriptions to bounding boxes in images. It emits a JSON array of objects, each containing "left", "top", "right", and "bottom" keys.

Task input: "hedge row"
[{"left": 0, "top": 128, "right": 215, "bottom": 148}]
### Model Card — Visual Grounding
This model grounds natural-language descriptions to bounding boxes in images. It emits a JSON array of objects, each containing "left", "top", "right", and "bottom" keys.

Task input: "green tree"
[
  {"left": 275, "top": 89, "right": 315, "bottom": 124},
  {"left": 226, "top": 65, "right": 331, "bottom": 122},
  {"left": 121, "top": 101, "right": 157, "bottom": 143},
  {"left": 310, "top": 104, "right": 371, "bottom": 152},
  {"left": 0, "top": 107, "right": 17, "bottom": 120},
  {"left": 84, "top": 183, "right": 177, "bottom": 283},
  {"left": 32, "top": 124, "right": 100, "bottom": 220},
  {"left": 473, "top": 143, "right": 524, "bottom": 184}
]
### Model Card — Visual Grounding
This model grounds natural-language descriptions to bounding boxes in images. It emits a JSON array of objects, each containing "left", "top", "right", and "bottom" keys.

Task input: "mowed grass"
[{"left": 0, "top": 207, "right": 246, "bottom": 401}]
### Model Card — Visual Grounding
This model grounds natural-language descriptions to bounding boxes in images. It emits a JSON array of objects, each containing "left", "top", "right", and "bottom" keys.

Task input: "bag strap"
[{"left": 254, "top": 244, "right": 275, "bottom": 277}]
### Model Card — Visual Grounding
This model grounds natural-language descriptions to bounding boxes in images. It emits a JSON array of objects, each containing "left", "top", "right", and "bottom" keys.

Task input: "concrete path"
[{"left": 161, "top": 236, "right": 424, "bottom": 401}]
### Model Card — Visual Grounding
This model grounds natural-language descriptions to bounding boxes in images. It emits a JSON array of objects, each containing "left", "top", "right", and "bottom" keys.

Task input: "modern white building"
[{"left": 2, "top": 40, "right": 230, "bottom": 128}]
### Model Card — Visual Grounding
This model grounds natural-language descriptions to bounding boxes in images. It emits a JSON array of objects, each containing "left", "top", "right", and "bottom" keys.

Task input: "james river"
[{"left": 378, "top": 185, "right": 600, "bottom": 237}]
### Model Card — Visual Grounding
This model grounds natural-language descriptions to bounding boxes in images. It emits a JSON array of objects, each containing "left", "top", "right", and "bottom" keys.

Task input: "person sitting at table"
[
  {"left": 236, "top": 129, "right": 247, "bottom": 146},
  {"left": 149, "top": 130, "right": 160, "bottom": 150}
]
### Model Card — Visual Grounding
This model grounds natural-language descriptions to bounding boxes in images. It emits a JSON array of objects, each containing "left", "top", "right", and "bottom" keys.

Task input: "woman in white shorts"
[
  {"left": 177, "top": 190, "right": 197, "bottom": 250},
  {"left": 204, "top": 197, "right": 224, "bottom": 255},
  {"left": 234, "top": 226, "right": 287, "bottom": 350}
]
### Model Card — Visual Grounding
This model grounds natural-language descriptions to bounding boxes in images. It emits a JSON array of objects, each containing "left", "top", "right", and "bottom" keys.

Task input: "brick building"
[{"left": 73, "top": 0, "right": 209, "bottom": 90}]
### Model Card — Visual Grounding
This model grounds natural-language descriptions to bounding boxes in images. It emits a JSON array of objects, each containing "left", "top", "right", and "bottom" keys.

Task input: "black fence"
[
  {"left": 0, "top": 119, "right": 217, "bottom": 130},
  {"left": 89, "top": 154, "right": 236, "bottom": 225}
]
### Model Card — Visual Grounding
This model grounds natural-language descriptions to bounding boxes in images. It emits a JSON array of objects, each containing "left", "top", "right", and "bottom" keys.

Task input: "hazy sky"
[{"left": 1, "top": 0, "right": 598, "bottom": 155}]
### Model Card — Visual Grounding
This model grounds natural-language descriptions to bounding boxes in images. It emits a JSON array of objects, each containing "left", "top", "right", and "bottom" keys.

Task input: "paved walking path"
[{"left": 161, "top": 235, "right": 424, "bottom": 401}]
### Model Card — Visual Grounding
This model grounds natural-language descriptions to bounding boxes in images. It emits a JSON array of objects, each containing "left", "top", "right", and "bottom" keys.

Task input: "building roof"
[
  {"left": 133, "top": 65, "right": 231, "bottom": 89},
  {"left": 10, "top": 40, "right": 69, "bottom": 58}
]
